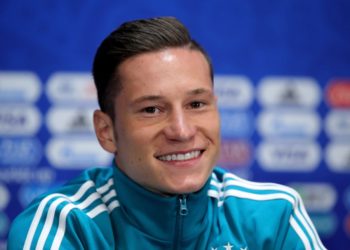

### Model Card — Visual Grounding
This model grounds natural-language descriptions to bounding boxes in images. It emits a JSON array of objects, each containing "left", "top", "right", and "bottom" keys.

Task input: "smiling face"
[{"left": 95, "top": 47, "right": 220, "bottom": 195}]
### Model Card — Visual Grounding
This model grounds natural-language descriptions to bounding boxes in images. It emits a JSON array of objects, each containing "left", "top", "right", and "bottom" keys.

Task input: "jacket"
[{"left": 8, "top": 166, "right": 326, "bottom": 250}]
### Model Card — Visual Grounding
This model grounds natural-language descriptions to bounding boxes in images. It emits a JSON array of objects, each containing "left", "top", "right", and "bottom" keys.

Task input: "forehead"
[
  {"left": 119, "top": 47, "right": 209, "bottom": 71},
  {"left": 116, "top": 48, "right": 212, "bottom": 97}
]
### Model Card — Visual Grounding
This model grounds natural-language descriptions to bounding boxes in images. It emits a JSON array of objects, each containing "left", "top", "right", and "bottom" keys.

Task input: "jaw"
[
  {"left": 160, "top": 169, "right": 212, "bottom": 194},
  {"left": 152, "top": 150, "right": 215, "bottom": 194}
]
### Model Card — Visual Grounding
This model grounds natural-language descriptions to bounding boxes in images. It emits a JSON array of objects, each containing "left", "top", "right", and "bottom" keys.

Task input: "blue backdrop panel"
[{"left": 0, "top": 1, "right": 349, "bottom": 249}]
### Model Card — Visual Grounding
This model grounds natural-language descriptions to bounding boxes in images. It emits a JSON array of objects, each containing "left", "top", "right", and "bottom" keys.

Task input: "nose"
[{"left": 163, "top": 108, "right": 196, "bottom": 142}]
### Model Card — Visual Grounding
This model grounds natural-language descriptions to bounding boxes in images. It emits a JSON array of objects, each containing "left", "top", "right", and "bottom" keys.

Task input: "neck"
[{"left": 112, "top": 165, "right": 212, "bottom": 242}]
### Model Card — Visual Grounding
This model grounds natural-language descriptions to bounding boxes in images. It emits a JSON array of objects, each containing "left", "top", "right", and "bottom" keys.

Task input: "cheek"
[
  {"left": 136, "top": 156, "right": 143, "bottom": 164},
  {"left": 207, "top": 113, "right": 221, "bottom": 136},
  {"left": 117, "top": 126, "right": 157, "bottom": 158}
]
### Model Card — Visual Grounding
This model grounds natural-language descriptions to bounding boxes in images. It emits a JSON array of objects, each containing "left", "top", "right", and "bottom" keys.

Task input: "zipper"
[
  {"left": 179, "top": 195, "right": 188, "bottom": 216},
  {"left": 173, "top": 195, "right": 188, "bottom": 250}
]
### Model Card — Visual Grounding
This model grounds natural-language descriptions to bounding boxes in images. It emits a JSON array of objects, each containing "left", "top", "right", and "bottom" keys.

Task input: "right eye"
[{"left": 141, "top": 106, "right": 160, "bottom": 114}]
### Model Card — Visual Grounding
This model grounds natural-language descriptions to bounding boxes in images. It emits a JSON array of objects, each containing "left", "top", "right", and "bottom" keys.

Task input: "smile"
[{"left": 157, "top": 150, "right": 202, "bottom": 162}]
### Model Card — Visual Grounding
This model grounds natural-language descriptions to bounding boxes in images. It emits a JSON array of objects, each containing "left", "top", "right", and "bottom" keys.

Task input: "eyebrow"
[
  {"left": 187, "top": 88, "right": 213, "bottom": 96},
  {"left": 131, "top": 88, "right": 213, "bottom": 105},
  {"left": 132, "top": 95, "right": 164, "bottom": 105}
]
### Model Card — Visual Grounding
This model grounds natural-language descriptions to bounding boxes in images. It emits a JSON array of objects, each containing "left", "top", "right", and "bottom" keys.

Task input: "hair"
[{"left": 92, "top": 16, "right": 213, "bottom": 117}]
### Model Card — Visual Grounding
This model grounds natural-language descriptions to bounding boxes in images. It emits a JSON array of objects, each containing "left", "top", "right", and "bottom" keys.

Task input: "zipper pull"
[{"left": 179, "top": 195, "right": 188, "bottom": 216}]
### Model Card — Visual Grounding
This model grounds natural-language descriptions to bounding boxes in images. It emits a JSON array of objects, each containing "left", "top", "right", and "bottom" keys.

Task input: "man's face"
[{"left": 113, "top": 47, "right": 220, "bottom": 195}]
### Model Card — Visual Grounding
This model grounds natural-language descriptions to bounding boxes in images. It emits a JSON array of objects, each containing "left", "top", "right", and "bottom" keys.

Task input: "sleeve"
[
  {"left": 7, "top": 199, "right": 83, "bottom": 250},
  {"left": 278, "top": 190, "right": 327, "bottom": 250},
  {"left": 7, "top": 198, "right": 114, "bottom": 250},
  {"left": 7, "top": 207, "right": 35, "bottom": 250}
]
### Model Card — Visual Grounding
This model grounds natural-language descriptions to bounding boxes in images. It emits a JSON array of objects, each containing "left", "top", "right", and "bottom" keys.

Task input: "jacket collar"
[{"left": 112, "top": 165, "right": 211, "bottom": 242}]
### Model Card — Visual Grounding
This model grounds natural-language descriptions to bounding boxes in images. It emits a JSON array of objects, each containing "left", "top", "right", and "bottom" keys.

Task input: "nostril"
[
  {"left": 163, "top": 111, "right": 196, "bottom": 141},
  {"left": 164, "top": 126, "right": 196, "bottom": 142}
]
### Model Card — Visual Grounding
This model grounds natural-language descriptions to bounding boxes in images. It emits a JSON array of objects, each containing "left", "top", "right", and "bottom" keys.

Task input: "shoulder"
[
  {"left": 209, "top": 167, "right": 302, "bottom": 211},
  {"left": 8, "top": 167, "right": 118, "bottom": 250},
  {"left": 209, "top": 168, "right": 326, "bottom": 250}
]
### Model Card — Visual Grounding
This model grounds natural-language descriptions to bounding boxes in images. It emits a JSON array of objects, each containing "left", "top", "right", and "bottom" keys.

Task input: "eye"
[
  {"left": 141, "top": 106, "right": 160, "bottom": 114},
  {"left": 190, "top": 101, "right": 205, "bottom": 109}
]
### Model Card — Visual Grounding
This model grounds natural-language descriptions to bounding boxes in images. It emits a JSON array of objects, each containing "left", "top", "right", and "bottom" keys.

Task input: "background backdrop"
[{"left": 0, "top": 1, "right": 349, "bottom": 249}]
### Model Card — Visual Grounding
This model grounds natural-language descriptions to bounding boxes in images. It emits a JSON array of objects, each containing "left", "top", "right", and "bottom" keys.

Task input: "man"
[{"left": 8, "top": 17, "right": 326, "bottom": 249}]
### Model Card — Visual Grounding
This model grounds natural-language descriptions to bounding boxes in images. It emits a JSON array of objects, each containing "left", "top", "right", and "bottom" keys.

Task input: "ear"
[{"left": 93, "top": 110, "right": 117, "bottom": 154}]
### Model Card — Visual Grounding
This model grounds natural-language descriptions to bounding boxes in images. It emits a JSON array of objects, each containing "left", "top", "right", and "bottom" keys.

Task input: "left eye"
[{"left": 190, "top": 101, "right": 204, "bottom": 109}]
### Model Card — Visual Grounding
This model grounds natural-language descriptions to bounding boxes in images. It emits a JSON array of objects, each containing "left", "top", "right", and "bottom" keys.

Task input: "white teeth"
[
  {"left": 178, "top": 154, "right": 185, "bottom": 160},
  {"left": 158, "top": 150, "right": 201, "bottom": 162}
]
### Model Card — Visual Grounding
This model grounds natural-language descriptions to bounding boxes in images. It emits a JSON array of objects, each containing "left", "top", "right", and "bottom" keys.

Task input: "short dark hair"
[{"left": 92, "top": 16, "right": 213, "bottom": 117}]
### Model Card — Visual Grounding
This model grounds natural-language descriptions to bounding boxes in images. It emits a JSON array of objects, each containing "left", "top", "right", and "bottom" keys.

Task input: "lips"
[{"left": 156, "top": 150, "right": 202, "bottom": 162}]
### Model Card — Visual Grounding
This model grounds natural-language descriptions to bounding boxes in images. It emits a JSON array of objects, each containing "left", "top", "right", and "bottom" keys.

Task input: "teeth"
[{"left": 158, "top": 150, "right": 201, "bottom": 162}]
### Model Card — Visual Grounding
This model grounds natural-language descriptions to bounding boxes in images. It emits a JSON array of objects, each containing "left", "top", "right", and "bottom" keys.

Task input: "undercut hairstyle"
[{"left": 92, "top": 16, "right": 213, "bottom": 118}]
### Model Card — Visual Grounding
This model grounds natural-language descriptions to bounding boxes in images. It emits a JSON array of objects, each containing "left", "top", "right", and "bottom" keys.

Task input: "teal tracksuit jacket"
[{"left": 8, "top": 166, "right": 326, "bottom": 249}]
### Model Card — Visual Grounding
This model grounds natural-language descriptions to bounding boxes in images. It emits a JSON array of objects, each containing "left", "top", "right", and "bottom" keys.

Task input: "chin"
[{"left": 167, "top": 179, "right": 207, "bottom": 195}]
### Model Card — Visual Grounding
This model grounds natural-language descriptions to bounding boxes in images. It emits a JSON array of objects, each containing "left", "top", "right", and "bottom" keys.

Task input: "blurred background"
[{"left": 0, "top": 0, "right": 349, "bottom": 249}]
